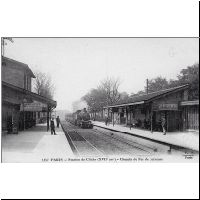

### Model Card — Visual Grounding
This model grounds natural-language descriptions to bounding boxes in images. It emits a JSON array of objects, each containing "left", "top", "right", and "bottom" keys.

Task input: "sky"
[{"left": 4, "top": 38, "right": 199, "bottom": 111}]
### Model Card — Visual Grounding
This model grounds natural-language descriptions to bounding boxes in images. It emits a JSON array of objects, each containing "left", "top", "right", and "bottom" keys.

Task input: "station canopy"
[{"left": 105, "top": 84, "right": 189, "bottom": 108}]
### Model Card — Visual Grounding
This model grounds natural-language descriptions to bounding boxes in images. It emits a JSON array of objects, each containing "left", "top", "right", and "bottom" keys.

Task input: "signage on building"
[
  {"left": 153, "top": 103, "right": 179, "bottom": 111},
  {"left": 20, "top": 102, "right": 47, "bottom": 112}
]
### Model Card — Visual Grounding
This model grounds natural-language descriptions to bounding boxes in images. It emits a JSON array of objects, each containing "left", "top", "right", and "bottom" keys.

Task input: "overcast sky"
[{"left": 4, "top": 38, "right": 199, "bottom": 111}]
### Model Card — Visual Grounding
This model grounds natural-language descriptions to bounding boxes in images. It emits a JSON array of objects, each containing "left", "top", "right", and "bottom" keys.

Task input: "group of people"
[
  {"left": 105, "top": 115, "right": 167, "bottom": 135},
  {"left": 50, "top": 116, "right": 60, "bottom": 135},
  {"left": 134, "top": 116, "right": 167, "bottom": 135}
]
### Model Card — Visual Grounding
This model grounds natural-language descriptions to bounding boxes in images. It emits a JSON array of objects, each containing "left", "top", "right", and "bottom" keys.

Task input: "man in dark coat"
[
  {"left": 50, "top": 117, "right": 56, "bottom": 135},
  {"left": 56, "top": 116, "right": 60, "bottom": 128}
]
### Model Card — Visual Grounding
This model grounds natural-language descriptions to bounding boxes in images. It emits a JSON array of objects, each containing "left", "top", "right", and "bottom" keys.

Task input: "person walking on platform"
[
  {"left": 161, "top": 114, "right": 166, "bottom": 135},
  {"left": 105, "top": 117, "right": 109, "bottom": 126},
  {"left": 56, "top": 116, "right": 60, "bottom": 128},
  {"left": 50, "top": 117, "right": 56, "bottom": 135}
]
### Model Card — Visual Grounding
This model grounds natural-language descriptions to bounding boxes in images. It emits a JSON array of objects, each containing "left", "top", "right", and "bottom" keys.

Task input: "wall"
[
  {"left": 2, "top": 103, "right": 20, "bottom": 133},
  {"left": 2, "top": 64, "right": 25, "bottom": 88},
  {"left": 2, "top": 59, "right": 32, "bottom": 91},
  {"left": 152, "top": 90, "right": 188, "bottom": 132},
  {"left": 2, "top": 84, "right": 24, "bottom": 104},
  {"left": 182, "top": 105, "right": 199, "bottom": 131},
  {"left": 2, "top": 104, "right": 13, "bottom": 131}
]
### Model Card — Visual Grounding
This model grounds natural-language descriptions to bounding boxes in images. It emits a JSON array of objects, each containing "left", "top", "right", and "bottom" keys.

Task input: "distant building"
[
  {"left": 1, "top": 56, "right": 57, "bottom": 135},
  {"left": 52, "top": 110, "right": 70, "bottom": 121}
]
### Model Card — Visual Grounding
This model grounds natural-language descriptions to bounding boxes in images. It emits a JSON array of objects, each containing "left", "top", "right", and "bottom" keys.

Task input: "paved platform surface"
[
  {"left": 2, "top": 124, "right": 74, "bottom": 163},
  {"left": 92, "top": 121, "right": 199, "bottom": 152}
]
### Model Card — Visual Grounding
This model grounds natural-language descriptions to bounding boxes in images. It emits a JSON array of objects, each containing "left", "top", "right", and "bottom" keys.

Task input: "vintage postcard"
[{"left": 1, "top": 37, "right": 199, "bottom": 163}]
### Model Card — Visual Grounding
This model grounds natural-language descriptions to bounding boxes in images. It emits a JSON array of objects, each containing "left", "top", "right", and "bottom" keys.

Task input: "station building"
[
  {"left": 1, "top": 56, "right": 57, "bottom": 135},
  {"left": 103, "top": 84, "right": 199, "bottom": 133}
]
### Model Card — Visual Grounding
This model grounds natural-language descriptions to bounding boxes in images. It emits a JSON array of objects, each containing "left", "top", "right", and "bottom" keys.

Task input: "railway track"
[
  {"left": 61, "top": 122, "right": 105, "bottom": 157},
  {"left": 61, "top": 121, "right": 156, "bottom": 157},
  {"left": 92, "top": 128, "right": 157, "bottom": 153}
]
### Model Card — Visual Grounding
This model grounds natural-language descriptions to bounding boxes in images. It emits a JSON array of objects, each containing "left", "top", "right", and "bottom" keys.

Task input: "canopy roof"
[
  {"left": 106, "top": 84, "right": 189, "bottom": 108},
  {"left": 2, "top": 81, "right": 57, "bottom": 107}
]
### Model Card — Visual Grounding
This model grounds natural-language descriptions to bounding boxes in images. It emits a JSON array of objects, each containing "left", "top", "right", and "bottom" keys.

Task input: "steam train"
[{"left": 65, "top": 108, "right": 93, "bottom": 129}]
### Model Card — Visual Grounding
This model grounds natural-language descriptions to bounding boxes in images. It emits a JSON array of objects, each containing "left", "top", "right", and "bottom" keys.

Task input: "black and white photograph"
[
  {"left": 0, "top": 0, "right": 199, "bottom": 199},
  {"left": 1, "top": 37, "right": 199, "bottom": 163}
]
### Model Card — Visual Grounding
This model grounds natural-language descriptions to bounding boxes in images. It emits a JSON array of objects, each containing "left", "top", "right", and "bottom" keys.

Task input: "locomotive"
[{"left": 66, "top": 108, "right": 93, "bottom": 129}]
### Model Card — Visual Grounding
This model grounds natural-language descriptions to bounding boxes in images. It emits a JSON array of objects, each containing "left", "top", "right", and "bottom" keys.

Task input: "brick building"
[{"left": 1, "top": 57, "right": 57, "bottom": 135}]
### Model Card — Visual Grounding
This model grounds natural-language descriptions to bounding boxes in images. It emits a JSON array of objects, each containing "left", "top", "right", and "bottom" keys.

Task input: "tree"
[
  {"left": 33, "top": 71, "right": 55, "bottom": 99},
  {"left": 82, "top": 63, "right": 199, "bottom": 113},
  {"left": 130, "top": 90, "right": 146, "bottom": 97},
  {"left": 144, "top": 64, "right": 199, "bottom": 100},
  {"left": 98, "top": 77, "right": 121, "bottom": 105},
  {"left": 176, "top": 63, "right": 199, "bottom": 100},
  {"left": 120, "top": 91, "right": 129, "bottom": 101},
  {"left": 130, "top": 63, "right": 199, "bottom": 100},
  {"left": 82, "top": 77, "right": 122, "bottom": 112},
  {"left": 82, "top": 88, "right": 107, "bottom": 112},
  {"left": 146, "top": 76, "right": 169, "bottom": 93}
]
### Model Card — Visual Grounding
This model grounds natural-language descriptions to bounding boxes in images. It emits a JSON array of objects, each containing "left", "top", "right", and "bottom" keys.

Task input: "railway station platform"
[
  {"left": 92, "top": 121, "right": 199, "bottom": 152},
  {"left": 1, "top": 123, "right": 74, "bottom": 163}
]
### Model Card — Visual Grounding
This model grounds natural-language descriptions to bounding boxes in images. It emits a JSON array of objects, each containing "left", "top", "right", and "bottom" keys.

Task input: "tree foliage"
[
  {"left": 176, "top": 63, "right": 199, "bottom": 100},
  {"left": 82, "top": 63, "right": 199, "bottom": 111},
  {"left": 98, "top": 77, "right": 121, "bottom": 105},
  {"left": 82, "top": 77, "right": 124, "bottom": 112},
  {"left": 146, "top": 76, "right": 169, "bottom": 93},
  {"left": 82, "top": 89, "right": 105, "bottom": 112},
  {"left": 135, "top": 63, "right": 199, "bottom": 100},
  {"left": 33, "top": 71, "right": 55, "bottom": 99},
  {"left": 130, "top": 90, "right": 146, "bottom": 98}
]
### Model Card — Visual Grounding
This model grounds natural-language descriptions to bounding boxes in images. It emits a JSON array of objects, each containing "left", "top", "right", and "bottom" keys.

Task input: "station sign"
[
  {"left": 20, "top": 102, "right": 47, "bottom": 112},
  {"left": 153, "top": 103, "right": 179, "bottom": 111}
]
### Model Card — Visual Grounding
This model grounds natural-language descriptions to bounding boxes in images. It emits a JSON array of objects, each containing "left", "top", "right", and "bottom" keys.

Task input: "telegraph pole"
[
  {"left": 1, "top": 38, "right": 5, "bottom": 56},
  {"left": 146, "top": 78, "right": 149, "bottom": 94}
]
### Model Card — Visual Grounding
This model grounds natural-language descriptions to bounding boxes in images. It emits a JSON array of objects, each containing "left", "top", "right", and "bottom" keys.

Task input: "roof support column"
[
  {"left": 130, "top": 107, "right": 132, "bottom": 130},
  {"left": 125, "top": 106, "right": 128, "bottom": 126},
  {"left": 112, "top": 108, "right": 115, "bottom": 127},
  {"left": 150, "top": 103, "right": 153, "bottom": 133},
  {"left": 47, "top": 105, "right": 50, "bottom": 132}
]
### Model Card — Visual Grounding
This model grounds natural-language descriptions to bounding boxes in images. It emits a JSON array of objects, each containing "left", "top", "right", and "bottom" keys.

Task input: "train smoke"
[{"left": 72, "top": 100, "right": 88, "bottom": 112}]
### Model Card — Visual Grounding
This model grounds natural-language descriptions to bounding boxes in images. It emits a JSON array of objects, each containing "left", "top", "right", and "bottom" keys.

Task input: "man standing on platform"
[
  {"left": 56, "top": 116, "right": 60, "bottom": 128},
  {"left": 50, "top": 117, "right": 56, "bottom": 135},
  {"left": 161, "top": 114, "right": 166, "bottom": 135}
]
